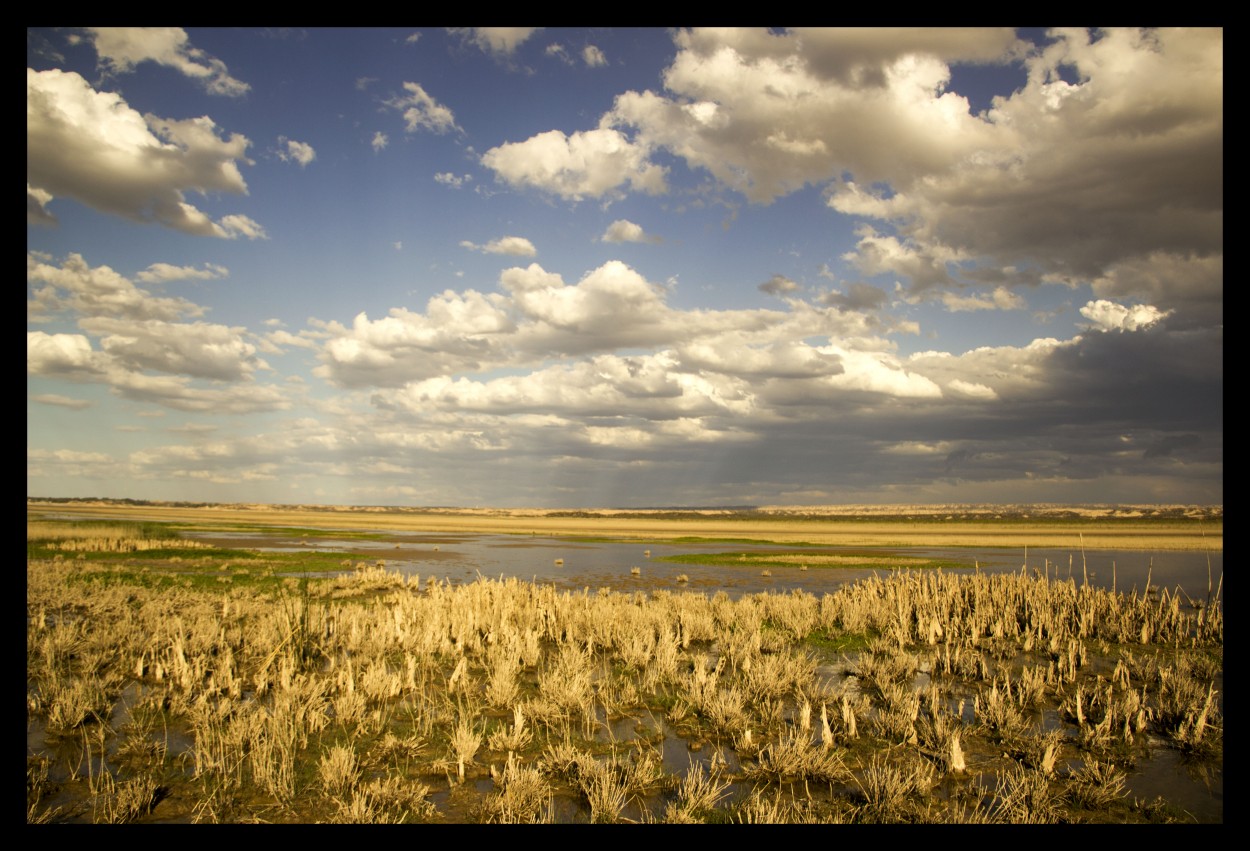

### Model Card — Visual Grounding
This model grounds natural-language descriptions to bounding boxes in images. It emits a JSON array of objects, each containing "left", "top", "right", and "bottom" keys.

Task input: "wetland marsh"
[{"left": 27, "top": 503, "right": 1222, "bottom": 823}]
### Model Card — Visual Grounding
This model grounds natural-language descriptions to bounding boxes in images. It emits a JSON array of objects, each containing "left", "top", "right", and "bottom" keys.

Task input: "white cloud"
[
  {"left": 939, "top": 286, "right": 1026, "bottom": 312},
  {"left": 608, "top": 28, "right": 1011, "bottom": 204},
  {"left": 27, "top": 69, "right": 260, "bottom": 238},
  {"left": 947, "top": 379, "right": 998, "bottom": 400},
  {"left": 600, "top": 219, "right": 659, "bottom": 243},
  {"left": 104, "top": 371, "right": 292, "bottom": 414},
  {"left": 29, "top": 448, "right": 113, "bottom": 465},
  {"left": 28, "top": 331, "right": 107, "bottom": 378},
  {"left": 278, "top": 137, "right": 316, "bottom": 167},
  {"left": 482, "top": 127, "right": 667, "bottom": 201},
  {"left": 136, "top": 262, "right": 228, "bottom": 283},
  {"left": 31, "top": 393, "right": 93, "bottom": 410},
  {"left": 1090, "top": 252, "right": 1223, "bottom": 320},
  {"left": 583, "top": 45, "right": 607, "bottom": 67},
  {"left": 81, "top": 317, "right": 266, "bottom": 381},
  {"left": 266, "top": 329, "right": 318, "bottom": 350},
  {"left": 1078, "top": 300, "right": 1171, "bottom": 332},
  {"left": 28, "top": 251, "right": 295, "bottom": 416},
  {"left": 314, "top": 260, "right": 884, "bottom": 392},
  {"left": 833, "top": 28, "right": 1223, "bottom": 291},
  {"left": 29, "top": 252, "right": 202, "bottom": 322},
  {"left": 841, "top": 226, "right": 965, "bottom": 292},
  {"left": 451, "top": 27, "right": 541, "bottom": 57},
  {"left": 460, "top": 236, "right": 538, "bottom": 256},
  {"left": 820, "top": 283, "right": 888, "bottom": 311},
  {"left": 435, "top": 172, "right": 472, "bottom": 188},
  {"left": 759, "top": 274, "right": 800, "bottom": 296},
  {"left": 385, "top": 82, "right": 459, "bottom": 134},
  {"left": 371, "top": 131, "right": 389, "bottom": 151},
  {"left": 83, "top": 27, "right": 249, "bottom": 96},
  {"left": 819, "top": 346, "right": 944, "bottom": 398},
  {"left": 545, "top": 44, "right": 572, "bottom": 64},
  {"left": 27, "top": 184, "right": 55, "bottom": 225},
  {"left": 219, "top": 214, "right": 268, "bottom": 240}
]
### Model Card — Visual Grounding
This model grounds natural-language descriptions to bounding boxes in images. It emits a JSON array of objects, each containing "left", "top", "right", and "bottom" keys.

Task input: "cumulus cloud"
[
  {"left": 314, "top": 259, "right": 891, "bottom": 395},
  {"left": 31, "top": 393, "right": 93, "bottom": 410},
  {"left": 80, "top": 27, "right": 250, "bottom": 96},
  {"left": 27, "top": 184, "right": 56, "bottom": 225},
  {"left": 136, "top": 262, "right": 228, "bottom": 283},
  {"left": 606, "top": 28, "right": 1013, "bottom": 205},
  {"left": 27, "top": 68, "right": 261, "bottom": 238},
  {"left": 947, "top": 379, "right": 998, "bottom": 400},
  {"left": 28, "top": 252, "right": 292, "bottom": 416},
  {"left": 450, "top": 27, "right": 541, "bottom": 57},
  {"left": 218, "top": 214, "right": 268, "bottom": 240},
  {"left": 830, "top": 28, "right": 1222, "bottom": 294},
  {"left": 1078, "top": 300, "right": 1171, "bottom": 332},
  {"left": 29, "top": 252, "right": 203, "bottom": 322},
  {"left": 385, "top": 82, "right": 459, "bottom": 133},
  {"left": 820, "top": 283, "right": 888, "bottom": 311},
  {"left": 600, "top": 219, "right": 659, "bottom": 243},
  {"left": 371, "top": 131, "right": 388, "bottom": 151},
  {"left": 545, "top": 43, "right": 572, "bottom": 64},
  {"left": 939, "top": 287, "right": 1026, "bottom": 312},
  {"left": 759, "top": 274, "right": 800, "bottom": 296},
  {"left": 435, "top": 171, "right": 472, "bottom": 188},
  {"left": 28, "top": 331, "right": 108, "bottom": 379},
  {"left": 277, "top": 136, "right": 316, "bottom": 166},
  {"left": 460, "top": 236, "right": 538, "bottom": 256},
  {"left": 265, "top": 329, "right": 318, "bottom": 350},
  {"left": 583, "top": 45, "right": 607, "bottom": 67},
  {"left": 482, "top": 127, "right": 667, "bottom": 201},
  {"left": 81, "top": 317, "right": 266, "bottom": 381},
  {"left": 841, "top": 226, "right": 965, "bottom": 293},
  {"left": 483, "top": 27, "right": 1219, "bottom": 324},
  {"left": 1090, "top": 252, "right": 1222, "bottom": 325},
  {"left": 104, "top": 373, "right": 292, "bottom": 414}
]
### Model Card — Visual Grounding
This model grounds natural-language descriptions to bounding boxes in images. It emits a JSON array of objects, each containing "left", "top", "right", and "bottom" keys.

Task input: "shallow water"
[{"left": 187, "top": 527, "right": 1223, "bottom": 605}]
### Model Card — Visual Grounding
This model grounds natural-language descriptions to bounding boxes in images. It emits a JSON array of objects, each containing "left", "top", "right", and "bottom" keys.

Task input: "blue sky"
[{"left": 27, "top": 27, "right": 1222, "bottom": 508}]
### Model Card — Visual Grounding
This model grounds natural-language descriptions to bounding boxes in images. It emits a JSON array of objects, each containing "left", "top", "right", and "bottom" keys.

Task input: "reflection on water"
[{"left": 190, "top": 528, "right": 1223, "bottom": 605}]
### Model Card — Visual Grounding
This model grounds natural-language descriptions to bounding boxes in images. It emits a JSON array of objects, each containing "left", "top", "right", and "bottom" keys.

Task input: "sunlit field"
[
  {"left": 27, "top": 503, "right": 1222, "bottom": 823},
  {"left": 25, "top": 501, "right": 1222, "bottom": 551}
]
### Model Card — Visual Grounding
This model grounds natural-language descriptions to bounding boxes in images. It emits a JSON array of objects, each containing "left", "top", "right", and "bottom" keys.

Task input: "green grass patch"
[
  {"left": 169, "top": 524, "right": 395, "bottom": 541},
  {"left": 802, "top": 628, "right": 876, "bottom": 656},
  {"left": 43, "top": 545, "right": 368, "bottom": 593},
  {"left": 668, "top": 536, "right": 831, "bottom": 546}
]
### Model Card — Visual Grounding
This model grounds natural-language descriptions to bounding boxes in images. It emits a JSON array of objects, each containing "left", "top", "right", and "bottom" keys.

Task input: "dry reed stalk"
[
  {"left": 484, "top": 753, "right": 552, "bottom": 823},
  {"left": 450, "top": 710, "right": 483, "bottom": 784},
  {"left": 819, "top": 702, "right": 834, "bottom": 748},
  {"left": 841, "top": 694, "right": 858, "bottom": 739},
  {"left": 580, "top": 757, "right": 630, "bottom": 823},
  {"left": 487, "top": 704, "right": 533, "bottom": 752},
  {"left": 990, "top": 762, "right": 1060, "bottom": 824},
  {"left": 753, "top": 727, "right": 847, "bottom": 784},
  {"left": 1065, "top": 760, "right": 1127, "bottom": 810},
  {"left": 318, "top": 743, "right": 360, "bottom": 798},
  {"left": 664, "top": 759, "right": 730, "bottom": 822}
]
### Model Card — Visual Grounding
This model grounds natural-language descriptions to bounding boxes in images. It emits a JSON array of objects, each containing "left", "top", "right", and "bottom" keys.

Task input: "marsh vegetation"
[{"left": 27, "top": 511, "right": 1222, "bottom": 823}]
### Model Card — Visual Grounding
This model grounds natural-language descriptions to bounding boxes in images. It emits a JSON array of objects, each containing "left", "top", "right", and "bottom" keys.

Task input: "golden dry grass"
[{"left": 27, "top": 502, "right": 1221, "bottom": 551}]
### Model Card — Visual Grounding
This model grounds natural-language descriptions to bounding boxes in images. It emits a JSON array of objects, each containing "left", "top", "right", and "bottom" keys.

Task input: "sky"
[{"left": 27, "top": 27, "right": 1223, "bottom": 508}]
